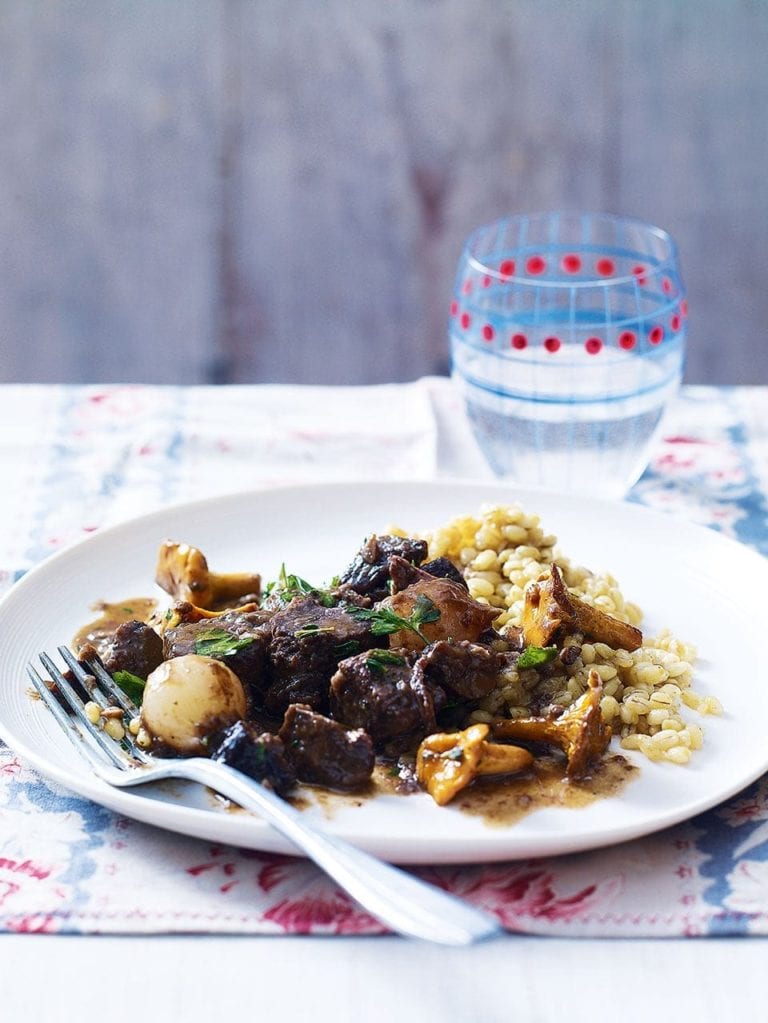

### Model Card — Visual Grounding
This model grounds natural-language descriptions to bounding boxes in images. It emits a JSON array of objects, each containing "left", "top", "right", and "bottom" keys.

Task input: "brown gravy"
[
  {"left": 302, "top": 753, "right": 637, "bottom": 826},
  {"left": 450, "top": 753, "right": 636, "bottom": 826},
  {"left": 72, "top": 597, "right": 157, "bottom": 655}
]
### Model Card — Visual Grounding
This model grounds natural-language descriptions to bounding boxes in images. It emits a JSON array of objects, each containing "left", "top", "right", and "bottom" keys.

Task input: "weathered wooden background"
[{"left": 1, "top": 0, "right": 766, "bottom": 386}]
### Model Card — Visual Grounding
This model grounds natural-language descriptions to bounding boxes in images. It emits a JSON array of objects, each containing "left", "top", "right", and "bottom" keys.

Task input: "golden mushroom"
[
  {"left": 416, "top": 723, "right": 534, "bottom": 805},
  {"left": 522, "top": 564, "right": 642, "bottom": 652},
  {"left": 155, "top": 540, "right": 261, "bottom": 611},
  {"left": 492, "top": 669, "right": 612, "bottom": 780}
]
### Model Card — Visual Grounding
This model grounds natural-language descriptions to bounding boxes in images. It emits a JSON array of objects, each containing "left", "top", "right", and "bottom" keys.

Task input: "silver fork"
[{"left": 27, "top": 647, "right": 502, "bottom": 946}]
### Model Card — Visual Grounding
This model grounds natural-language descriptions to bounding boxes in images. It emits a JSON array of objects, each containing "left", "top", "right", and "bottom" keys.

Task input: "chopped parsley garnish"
[
  {"left": 351, "top": 594, "right": 441, "bottom": 644},
  {"left": 294, "top": 624, "right": 334, "bottom": 639},
  {"left": 263, "top": 563, "right": 336, "bottom": 607},
  {"left": 335, "top": 639, "right": 361, "bottom": 658},
  {"left": 366, "top": 650, "right": 406, "bottom": 673},
  {"left": 111, "top": 670, "right": 146, "bottom": 706},
  {"left": 193, "top": 628, "right": 255, "bottom": 658},
  {"left": 517, "top": 645, "right": 559, "bottom": 670}
]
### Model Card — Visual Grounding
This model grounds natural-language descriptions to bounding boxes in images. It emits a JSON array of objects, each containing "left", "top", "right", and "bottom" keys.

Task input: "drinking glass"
[{"left": 449, "top": 212, "right": 687, "bottom": 499}]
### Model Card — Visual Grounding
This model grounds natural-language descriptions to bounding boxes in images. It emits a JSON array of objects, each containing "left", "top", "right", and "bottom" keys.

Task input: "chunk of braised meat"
[
  {"left": 414, "top": 640, "right": 509, "bottom": 700},
  {"left": 164, "top": 610, "right": 272, "bottom": 704},
  {"left": 420, "top": 557, "right": 468, "bottom": 590},
  {"left": 278, "top": 703, "right": 374, "bottom": 792},
  {"left": 338, "top": 535, "right": 428, "bottom": 602},
  {"left": 264, "top": 596, "right": 379, "bottom": 714},
  {"left": 380, "top": 556, "right": 498, "bottom": 652},
  {"left": 329, "top": 648, "right": 444, "bottom": 743},
  {"left": 101, "top": 621, "right": 164, "bottom": 680},
  {"left": 211, "top": 721, "right": 296, "bottom": 797},
  {"left": 390, "top": 555, "right": 469, "bottom": 593}
]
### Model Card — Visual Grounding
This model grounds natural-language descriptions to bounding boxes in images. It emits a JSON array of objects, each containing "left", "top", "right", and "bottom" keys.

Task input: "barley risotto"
[{"left": 418, "top": 503, "right": 720, "bottom": 765}]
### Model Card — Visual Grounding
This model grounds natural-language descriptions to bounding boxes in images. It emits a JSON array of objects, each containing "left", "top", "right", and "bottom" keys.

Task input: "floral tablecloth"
[{"left": 1, "top": 379, "right": 767, "bottom": 937}]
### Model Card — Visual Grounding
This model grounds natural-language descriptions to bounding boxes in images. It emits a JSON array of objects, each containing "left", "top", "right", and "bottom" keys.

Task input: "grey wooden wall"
[{"left": 1, "top": 0, "right": 767, "bottom": 386}]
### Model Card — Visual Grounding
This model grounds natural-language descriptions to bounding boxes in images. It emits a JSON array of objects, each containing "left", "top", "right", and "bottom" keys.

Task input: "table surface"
[{"left": 2, "top": 380, "right": 767, "bottom": 1023}]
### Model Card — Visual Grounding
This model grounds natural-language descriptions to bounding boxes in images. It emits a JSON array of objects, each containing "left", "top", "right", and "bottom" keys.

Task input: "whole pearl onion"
[{"left": 141, "top": 654, "right": 247, "bottom": 754}]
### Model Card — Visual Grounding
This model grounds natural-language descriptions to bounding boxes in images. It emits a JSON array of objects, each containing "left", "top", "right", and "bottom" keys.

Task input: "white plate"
[{"left": 0, "top": 481, "right": 766, "bottom": 864}]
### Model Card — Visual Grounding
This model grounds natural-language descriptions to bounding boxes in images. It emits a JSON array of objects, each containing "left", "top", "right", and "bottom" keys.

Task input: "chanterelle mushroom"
[
  {"left": 491, "top": 669, "right": 612, "bottom": 779},
  {"left": 416, "top": 723, "right": 534, "bottom": 805},
  {"left": 378, "top": 558, "right": 498, "bottom": 652},
  {"left": 155, "top": 540, "right": 261, "bottom": 611},
  {"left": 522, "top": 564, "right": 642, "bottom": 652}
]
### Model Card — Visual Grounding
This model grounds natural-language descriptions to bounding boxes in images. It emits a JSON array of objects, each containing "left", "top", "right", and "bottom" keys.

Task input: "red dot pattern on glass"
[
  {"left": 543, "top": 336, "right": 561, "bottom": 353},
  {"left": 632, "top": 265, "right": 647, "bottom": 285},
  {"left": 511, "top": 334, "right": 527, "bottom": 350},
  {"left": 482, "top": 324, "right": 495, "bottom": 342},
  {"left": 671, "top": 313, "right": 681, "bottom": 332},
  {"left": 619, "top": 331, "right": 637, "bottom": 350},
  {"left": 585, "top": 337, "right": 602, "bottom": 355},
  {"left": 460, "top": 312, "right": 471, "bottom": 330},
  {"left": 562, "top": 254, "right": 582, "bottom": 273},
  {"left": 450, "top": 300, "right": 458, "bottom": 317},
  {"left": 526, "top": 255, "right": 546, "bottom": 275},
  {"left": 499, "top": 259, "right": 515, "bottom": 278},
  {"left": 662, "top": 277, "right": 673, "bottom": 294},
  {"left": 462, "top": 280, "right": 473, "bottom": 296},
  {"left": 596, "top": 257, "right": 615, "bottom": 277},
  {"left": 681, "top": 299, "right": 689, "bottom": 317},
  {"left": 649, "top": 325, "right": 664, "bottom": 345},
  {"left": 482, "top": 275, "right": 492, "bottom": 288}
]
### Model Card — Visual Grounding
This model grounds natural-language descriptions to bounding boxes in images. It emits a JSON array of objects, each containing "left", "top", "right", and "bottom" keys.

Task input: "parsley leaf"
[
  {"left": 264, "top": 563, "right": 336, "bottom": 607},
  {"left": 410, "top": 593, "right": 441, "bottom": 629},
  {"left": 517, "top": 645, "right": 559, "bottom": 670},
  {"left": 294, "top": 624, "right": 334, "bottom": 639},
  {"left": 351, "top": 594, "right": 441, "bottom": 644},
  {"left": 112, "top": 670, "right": 146, "bottom": 706},
  {"left": 366, "top": 649, "right": 407, "bottom": 674},
  {"left": 193, "top": 628, "right": 256, "bottom": 658},
  {"left": 335, "top": 639, "right": 361, "bottom": 658}
]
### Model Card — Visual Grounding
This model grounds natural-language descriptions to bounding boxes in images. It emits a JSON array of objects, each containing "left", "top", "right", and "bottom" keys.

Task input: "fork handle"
[{"left": 154, "top": 758, "right": 501, "bottom": 945}]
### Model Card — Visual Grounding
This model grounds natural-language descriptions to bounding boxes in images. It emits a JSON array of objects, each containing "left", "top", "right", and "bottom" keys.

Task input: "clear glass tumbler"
[{"left": 449, "top": 212, "right": 687, "bottom": 499}]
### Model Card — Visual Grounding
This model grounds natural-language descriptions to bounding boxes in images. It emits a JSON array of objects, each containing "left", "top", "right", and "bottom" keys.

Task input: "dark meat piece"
[
  {"left": 278, "top": 703, "right": 374, "bottom": 791},
  {"left": 211, "top": 721, "right": 296, "bottom": 796},
  {"left": 265, "top": 597, "right": 379, "bottom": 714},
  {"left": 338, "top": 535, "right": 428, "bottom": 602},
  {"left": 330, "top": 648, "right": 444, "bottom": 742},
  {"left": 420, "top": 557, "right": 468, "bottom": 590},
  {"left": 164, "top": 610, "right": 271, "bottom": 703},
  {"left": 102, "top": 621, "right": 164, "bottom": 680},
  {"left": 414, "top": 640, "right": 508, "bottom": 700}
]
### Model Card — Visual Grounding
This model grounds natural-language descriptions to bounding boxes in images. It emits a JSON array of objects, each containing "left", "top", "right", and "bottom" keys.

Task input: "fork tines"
[{"left": 27, "top": 647, "right": 149, "bottom": 770}]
